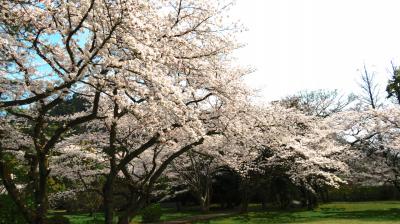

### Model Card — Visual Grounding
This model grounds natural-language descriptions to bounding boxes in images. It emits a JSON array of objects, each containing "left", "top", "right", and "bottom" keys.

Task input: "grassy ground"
[
  {"left": 195, "top": 201, "right": 400, "bottom": 224},
  {"left": 64, "top": 201, "right": 400, "bottom": 224},
  {"left": 63, "top": 207, "right": 204, "bottom": 223}
]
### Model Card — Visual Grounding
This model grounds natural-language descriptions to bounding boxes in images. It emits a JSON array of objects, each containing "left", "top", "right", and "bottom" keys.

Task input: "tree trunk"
[
  {"left": 117, "top": 189, "right": 147, "bottom": 224},
  {"left": 117, "top": 199, "right": 143, "bottom": 224},
  {"left": 117, "top": 208, "right": 138, "bottom": 224},
  {"left": 240, "top": 189, "right": 249, "bottom": 213},
  {"left": 200, "top": 198, "right": 210, "bottom": 212},
  {"left": 105, "top": 108, "right": 118, "bottom": 224},
  {"left": 240, "top": 199, "right": 249, "bottom": 213},
  {"left": 307, "top": 193, "right": 318, "bottom": 210},
  {"left": 35, "top": 155, "right": 49, "bottom": 224},
  {"left": 103, "top": 174, "right": 116, "bottom": 224},
  {"left": 324, "top": 188, "right": 330, "bottom": 202},
  {"left": 117, "top": 216, "right": 131, "bottom": 224},
  {"left": 259, "top": 186, "right": 267, "bottom": 210},
  {"left": 239, "top": 179, "right": 251, "bottom": 213},
  {"left": 300, "top": 187, "right": 307, "bottom": 208},
  {"left": 200, "top": 184, "right": 211, "bottom": 212}
]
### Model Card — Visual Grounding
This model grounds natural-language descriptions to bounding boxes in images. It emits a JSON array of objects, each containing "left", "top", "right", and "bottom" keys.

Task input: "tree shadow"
[
  {"left": 197, "top": 207, "right": 400, "bottom": 223},
  {"left": 321, "top": 208, "right": 400, "bottom": 221}
]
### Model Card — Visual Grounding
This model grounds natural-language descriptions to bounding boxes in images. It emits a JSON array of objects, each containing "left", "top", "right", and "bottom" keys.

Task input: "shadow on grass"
[
  {"left": 322, "top": 208, "right": 400, "bottom": 221},
  {"left": 196, "top": 208, "right": 400, "bottom": 223}
]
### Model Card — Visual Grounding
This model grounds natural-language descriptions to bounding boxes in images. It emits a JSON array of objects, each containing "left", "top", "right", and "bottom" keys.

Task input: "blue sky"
[{"left": 231, "top": 0, "right": 400, "bottom": 101}]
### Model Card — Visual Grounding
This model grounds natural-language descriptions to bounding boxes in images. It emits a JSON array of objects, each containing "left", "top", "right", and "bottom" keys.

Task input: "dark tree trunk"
[
  {"left": 324, "top": 188, "right": 330, "bottom": 202},
  {"left": 306, "top": 193, "right": 318, "bottom": 210},
  {"left": 240, "top": 199, "right": 249, "bottom": 213},
  {"left": 103, "top": 174, "right": 116, "bottom": 224},
  {"left": 240, "top": 189, "right": 249, "bottom": 213},
  {"left": 200, "top": 198, "right": 210, "bottom": 212},
  {"left": 117, "top": 198, "right": 143, "bottom": 224},
  {"left": 198, "top": 182, "right": 212, "bottom": 212},
  {"left": 34, "top": 155, "right": 49, "bottom": 224},
  {"left": 318, "top": 188, "right": 326, "bottom": 203},
  {"left": 117, "top": 216, "right": 131, "bottom": 224},
  {"left": 260, "top": 187, "right": 268, "bottom": 210},
  {"left": 300, "top": 187, "right": 307, "bottom": 208}
]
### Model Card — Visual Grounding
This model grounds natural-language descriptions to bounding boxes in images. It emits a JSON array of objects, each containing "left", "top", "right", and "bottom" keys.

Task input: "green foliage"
[
  {"left": 387, "top": 68, "right": 400, "bottom": 104},
  {"left": 49, "top": 95, "right": 90, "bottom": 117},
  {"left": 48, "top": 177, "right": 66, "bottom": 194},
  {"left": 142, "top": 204, "right": 163, "bottom": 223},
  {"left": 0, "top": 195, "right": 26, "bottom": 224},
  {"left": 46, "top": 215, "right": 71, "bottom": 224},
  {"left": 2, "top": 152, "right": 28, "bottom": 181}
]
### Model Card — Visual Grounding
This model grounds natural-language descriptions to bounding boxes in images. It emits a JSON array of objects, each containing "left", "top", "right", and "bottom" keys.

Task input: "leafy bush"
[
  {"left": 0, "top": 195, "right": 26, "bottom": 224},
  {"left": 46, "top": 215, "right": 71, "bottom": 224},
  {"left": 141, "top": 204, "right": 162, "bottom": 223}
]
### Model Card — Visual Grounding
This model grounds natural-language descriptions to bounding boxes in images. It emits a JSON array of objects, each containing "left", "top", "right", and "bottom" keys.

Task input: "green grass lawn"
[
  {"left": 64, "top": 201, "right": 400, "bottom": 224},
  {"left": 62, "top": 207, "right": 204, "bottom": 223},
  {"left": 195, "top": 201, "right": 400, "bottom": 224}
]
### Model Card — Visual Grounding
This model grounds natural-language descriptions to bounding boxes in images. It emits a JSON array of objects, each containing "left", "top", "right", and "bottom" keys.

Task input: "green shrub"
[
  {"left": 141, "top": 204, "right": 162, "bottom": 223},
  {"left": 46, "top": 215, "right": 71, "bottom": 224},
  {"left": 0, "top": 195, "right": 26, "bottom": 224}
]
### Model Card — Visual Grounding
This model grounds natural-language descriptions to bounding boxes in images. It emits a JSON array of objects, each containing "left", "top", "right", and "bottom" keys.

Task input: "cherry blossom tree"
[
  {"left": 168, "top": 147, "right": 224, "bottom": 212},
  {"left": 213, "top": 104, "right": 348, "bottom": 211},
  {"left": 333, "top": 107, "right": 400, "bottom": 191},
  {"left": 1, "top": 1, "right": 359, "bottom": 222},
  {"left": 279, "top": 89, "right": 356, "bottom": 118},
  {"left": 1, "top": 0, "right": 248, "bottom": 223}
]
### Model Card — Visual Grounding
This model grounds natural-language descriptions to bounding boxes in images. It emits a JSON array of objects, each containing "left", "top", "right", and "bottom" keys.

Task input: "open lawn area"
[
  {"left": 195, "top": 201, "right": 400, "bottom": 224},
  {"left": 64, "top": 201, "right": 400, "bottom": 224},
  {"left": 62, "top": 207, "right": 209, "bottom": 224}
]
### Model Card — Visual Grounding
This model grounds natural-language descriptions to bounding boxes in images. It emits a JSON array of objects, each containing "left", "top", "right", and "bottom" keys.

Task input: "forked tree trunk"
[
  {"left": 200, "top": 197, "right": 210, "bottom": 212},
  {"left": 199, "top": 183, "right": 212, "bottom": 212}
]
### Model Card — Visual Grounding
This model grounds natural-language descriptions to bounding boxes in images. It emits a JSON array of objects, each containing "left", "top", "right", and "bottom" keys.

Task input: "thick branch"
[{"left": 42, "top": 91, "right": 101, "bottom": 154}]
